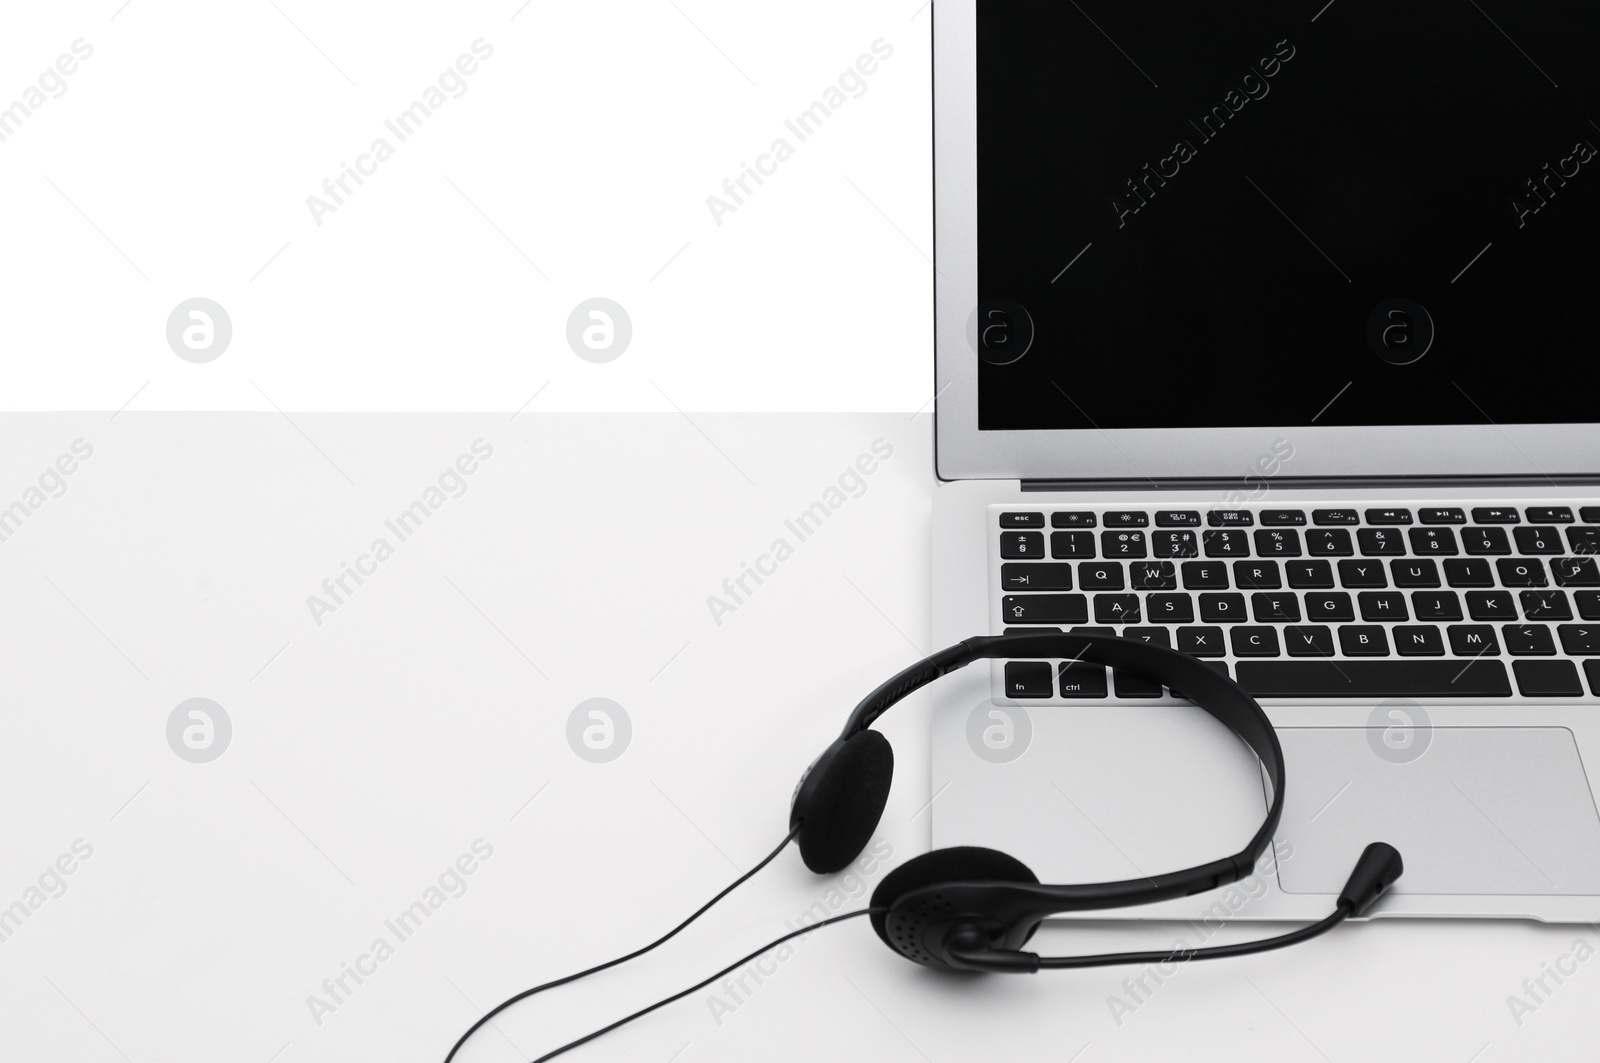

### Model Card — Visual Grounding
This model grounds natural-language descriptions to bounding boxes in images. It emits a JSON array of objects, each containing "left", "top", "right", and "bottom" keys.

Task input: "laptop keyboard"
[{"left": 992, "top": 503, "right": 1600, "bottom": 701}]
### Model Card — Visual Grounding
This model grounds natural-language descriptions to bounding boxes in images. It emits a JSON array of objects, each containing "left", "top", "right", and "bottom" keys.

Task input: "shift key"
[{"left": 1003, "top": 594, "right": 1088, "bottom": 625}]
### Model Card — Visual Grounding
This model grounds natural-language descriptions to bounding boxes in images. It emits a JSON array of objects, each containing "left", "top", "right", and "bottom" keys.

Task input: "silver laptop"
[{"left": 928, "top": 1, "right": 1600, "bottom": 922}]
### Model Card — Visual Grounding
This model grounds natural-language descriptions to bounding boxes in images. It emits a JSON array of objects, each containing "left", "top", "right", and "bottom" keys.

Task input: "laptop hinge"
[{"left": 1020, "top": 474, "right": 1600, "bottom": 493}]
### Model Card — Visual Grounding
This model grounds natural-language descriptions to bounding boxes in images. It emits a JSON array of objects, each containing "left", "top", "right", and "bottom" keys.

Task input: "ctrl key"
[
  {"left": 1003, "top": 661, "right": 1054, "bottom": 698},
  {"left": 1058, "top": 660, "right": 1109, "bottom": 698}
]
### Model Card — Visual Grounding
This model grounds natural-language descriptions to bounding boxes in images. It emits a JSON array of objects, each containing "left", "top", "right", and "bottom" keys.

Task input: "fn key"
[{"left": 1004, "top": 661, "right": 1053, "bottom": 698}]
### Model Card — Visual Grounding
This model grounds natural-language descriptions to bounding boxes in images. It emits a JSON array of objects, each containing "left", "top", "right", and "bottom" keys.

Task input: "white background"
[{"left": 1, "top": 0, "right": 932, "bottom": 412}]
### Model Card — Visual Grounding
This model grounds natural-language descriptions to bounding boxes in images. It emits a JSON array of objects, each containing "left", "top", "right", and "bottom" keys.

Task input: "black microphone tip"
[{"left": 1338, "top": 842, "right": 1404, "bottom": 917}]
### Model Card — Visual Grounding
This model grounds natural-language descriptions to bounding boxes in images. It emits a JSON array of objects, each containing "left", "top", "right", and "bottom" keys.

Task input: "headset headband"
[{"left": 841, "top": 633, "right": 1285, "bottom": 904}]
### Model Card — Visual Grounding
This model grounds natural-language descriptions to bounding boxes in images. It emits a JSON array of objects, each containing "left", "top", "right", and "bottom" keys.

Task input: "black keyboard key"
[
  {"left": 1173, "top": 661, "right": 1234, "bottom": 702},
  {"left": 1419, "top": 508, "right": 1467, "bottom": 525},
  {"left": 1003, "top": 594, "right": 1088, "bottom": 625},
  {"left": 1284, "top": 625, "right": 1335, "bottom": 657},
  {"left": 1514, "top": 527, "right": 1564, "bottom": 555},
  {"left": 1102, "top": 530, "right": 1148, "bottom": 558},
  {"left": 1391, "top": 559, "right": 1440, "bottom": 588},
  {"left": 1467, "top": 590, "right": 1517, "bottom": 621},
  {"left": 1463, "top": 527, "right": 1512, "bottom": 555},
  {"left": 1260, "top": 510, "right": 1307, "bottom": 526},
  {"left": 1472, "top": 507, "right": 1521, "bottom": 524},
  {"left": 1114, "top": 667, "right": 1163, "bottom": 698},
  {"left": 1095, "top": 594, "right": 1142, "bottom": 624},
  {"left": 1251, "top": 592, "right": 1300, "bottom": 623},
  {"left": 1203, "top": 529, "right": 1250, "bottom": 557},
  {"left": 1051, "top": 530, "right": 1096, "bottom": 559},
  {"left": 1313, "top": 509, "right": 1359, "bottom": 525},
  {"left": 1123, "top": 627, "right": 1172, "bottom": 648},
  {"left": 1004, "top": 661, "right": 1054, "bottom": 698},
  {"left": 1359, "top": 591, "right": 1409, "bottom": 622},
  {"left": 1393, "top": 625, "right": 1445, "bottom": 656},
  {"left": 1198, "top": 592, "right": 1248, "bottom": 623},
  {"left": 1234, "top": 560, "right": 1282, "bottom": 590},
  {"left": 1001, "top": 563, "right": 1074, "bottom": 591},
  {"left": 1526, "top": 506, "right": 1574, "bottom": 524},
  {"left": 1152, "top": 529, "right": 1199, "bottom": 558},
  {"left": 1146, "top": 593, "right": 1195, "bottom": 624},
  {"left": 1254, "top": 529, "right": 1302, "bottom": 557},
  {"left": 1408, "top": 528, "right": 1459, "bottom": 556},
  {"left": 1520, "top": 590, "right": 1572, "bottom": 621},
  {"left": 1078, "top": 562, "right": 1125, "bottom": 591},
  {"left": 1307, "top": 529, "right": 1355, "bottom": 556},
  {"left": 1105, "top": 511, "right": 1150, "bottom": 528},
  {"left": 1513, "top": 659, "right": 1583, "bottom": 697},
  {"left": 1051, "top": 512, "right": 1097, "bottom": 528},
  {"left": 1058, "top": 661, "right": 1108, "bottom": 698},
  {"left": 1444, "top": 558, "right": 1495, "bottom": 587},
  {"left": 1357, "top": 527, "right": 1406, "bottom": 556},
  {"left": 1208, "top": 510, "right": 1254, "bottom": 526},
  {"left": 1236, "top": 659, "right": 1511, "bottom": 697},
  {"left": 1366, "top": 508, "right": 1413, "bottom": 525},
  {"left": 1006, "top": 628, "right": 1059, "bottom": 635},
  {"left": 1130, "top": 561, "right": 1177, "bottom": 591},
  {"left": 1287, "top": 560, "right": 1335, "bottom": 589},
  {"left": 1340, "top": 625, "right": 1391, "bottom": 656},
  {"left": 1155, "top": 510, "right": 1201, "bottom": 527},
  {"left": 1411, "top": 590, "right": 1464, "bottom": 622},
  {"left": 1001, "top": 532, "right": 1045, "bottom": 559},
  {"left": 1071, "top": 626, "right": 1117, "bottom": 637},
  {"left": 1177, "top": 626, "right": 1226, "bottom": 657},
  {"left": 1558, "top": 624, "right": 1600, "bottom": 655},
  {"left": 1502, "top": 624, "right": 1556, "bottom": 656},
  {"left": 1584, "top": 508, "right": 1600, "bottom": 524},
  {"left": 1182, "top": 561, "right": 1230, "bottom": 590},
  {"left": 1497, "top": 558, "right": 1548, "bottom": 587},
  {"left": 1306, "top": 592, "right": 1356, "bottom": 623},
  {"left": 1232, "top": 626, "right": 1282, "bottom": 657},
  {"left": 1338, "top": 559, "right": 1388, "bottom": 588},
  {"left": 1579, "top": 592, "right": 1600, "bottom": 621},
  {"left": 1448, "top": 625, "right": 1501, "bottom": 656},
  {"left": 1566, "top": 527, "right": 1600, "bottom": 555},
  {"left": 1000, "top": 512, "right": 1045, "bottom": 529},
  {"left": 1590, "top": 660, "right": 1600, "bottom": 695}
]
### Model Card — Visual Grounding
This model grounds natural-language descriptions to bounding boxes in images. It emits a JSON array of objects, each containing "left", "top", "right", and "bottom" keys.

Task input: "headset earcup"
[
  {"left": 790, "top": 732, "right": 894, "bottom": 874},
  {"left": 869, "top": 846, "right": 1040, "bottom": 951}
]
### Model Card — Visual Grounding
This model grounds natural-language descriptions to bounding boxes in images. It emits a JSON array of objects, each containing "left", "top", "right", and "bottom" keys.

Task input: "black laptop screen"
[{"left": 975, "top": 2, "right": 1599, "bottom": 431}]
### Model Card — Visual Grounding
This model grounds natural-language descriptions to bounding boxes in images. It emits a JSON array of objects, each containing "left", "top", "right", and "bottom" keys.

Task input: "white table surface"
[{"left": 0, "top": 413, "right": 1588, "bottom": 1063}]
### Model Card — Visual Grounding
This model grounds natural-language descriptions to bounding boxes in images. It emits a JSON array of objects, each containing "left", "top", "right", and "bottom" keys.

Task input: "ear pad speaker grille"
[
  {"left": 791, "top": 731, "right": 893, "bottom": 874},
  {"left": 871, "top": 847, "right": 1040, "bottom": 963}
]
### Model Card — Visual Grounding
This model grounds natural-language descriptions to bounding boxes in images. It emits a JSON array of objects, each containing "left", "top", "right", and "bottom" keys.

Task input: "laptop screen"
[{"left": 976, "top": 2, "right": 1598, "bottom": 432}]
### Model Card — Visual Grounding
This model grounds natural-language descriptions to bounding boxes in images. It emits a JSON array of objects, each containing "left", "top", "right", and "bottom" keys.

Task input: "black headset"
[
  {"left": 447, "top": 633, "right": 1404, "bottom": 1062},
  {"left": 793, "top": 632, "right": 1402, "bottom": 973}
]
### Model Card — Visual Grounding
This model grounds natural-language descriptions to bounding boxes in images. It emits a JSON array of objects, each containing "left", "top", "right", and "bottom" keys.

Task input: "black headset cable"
[
  {"left": 528, "top": 907, "right": 881, "bottom": 1063},
  {"left": 442, "top": 823, "right": 801, "bottom": 1063}
]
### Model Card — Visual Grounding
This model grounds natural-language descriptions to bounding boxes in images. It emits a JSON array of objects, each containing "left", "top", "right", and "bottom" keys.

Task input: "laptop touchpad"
[{"left": 1277, "top": 727, "right": 1600, "bottom": 896}]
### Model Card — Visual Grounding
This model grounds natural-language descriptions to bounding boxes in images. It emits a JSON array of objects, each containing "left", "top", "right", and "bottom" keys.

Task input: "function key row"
[{"left": 1002, "top": 507, "right": 1592, "bottom": 531}]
